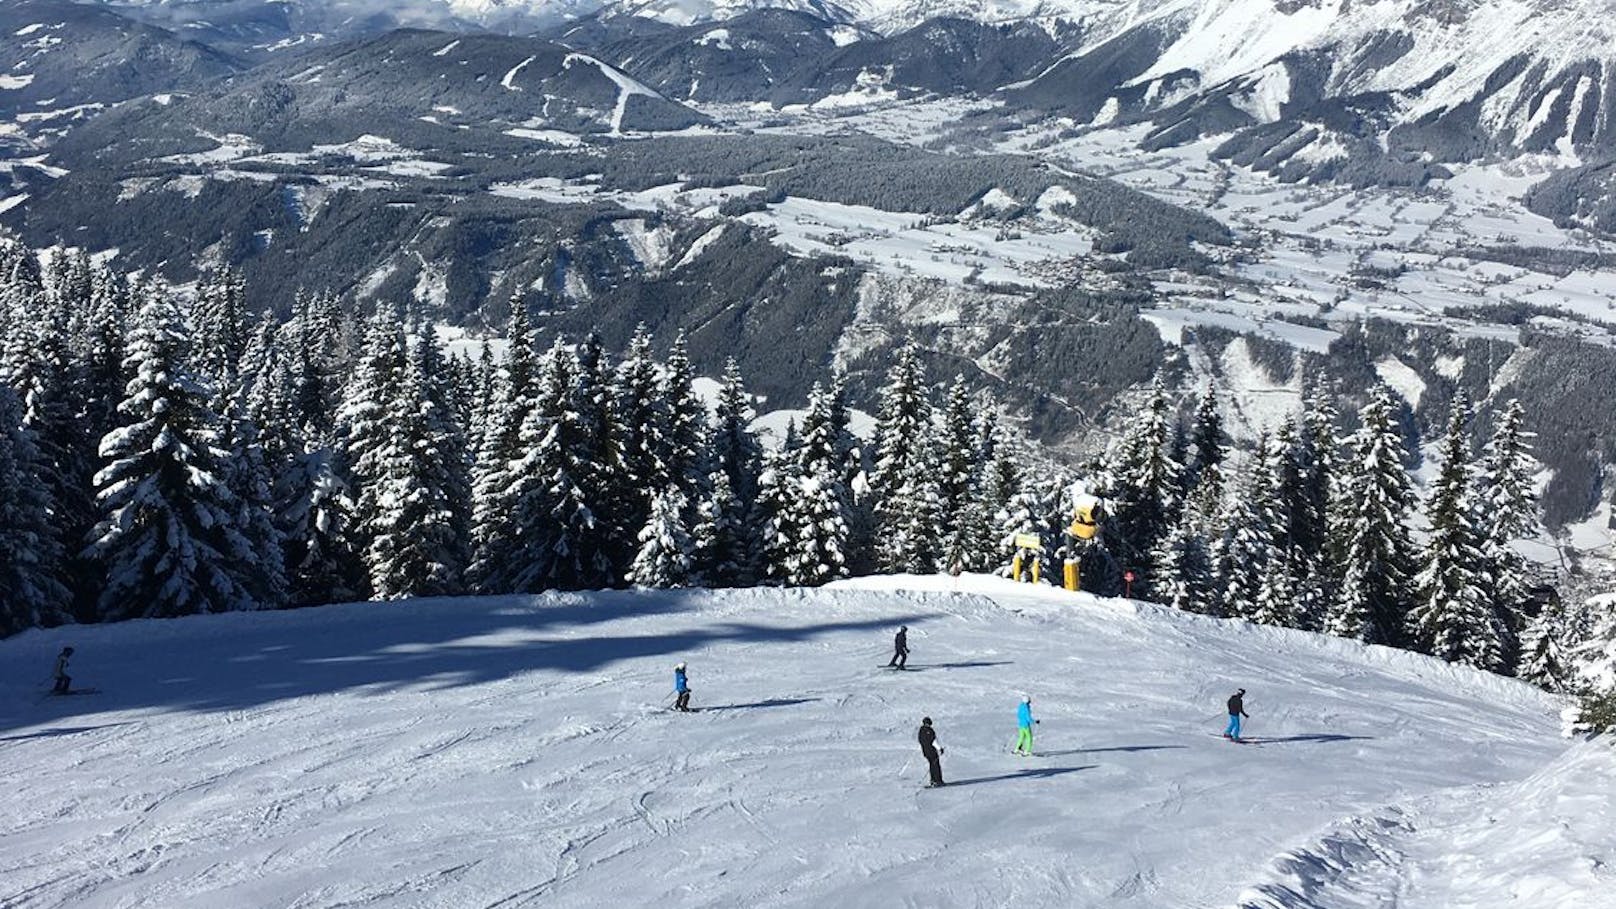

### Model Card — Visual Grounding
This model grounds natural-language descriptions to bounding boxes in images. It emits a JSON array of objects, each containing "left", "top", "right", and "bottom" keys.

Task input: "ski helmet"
[
  {"left": 922, "top": 717, "right": 932, "bottom": 726},
  {"left": 1237, "top": 688, "right": 1245, "bottom": 695},
  {"left": 675, "top": 662, "right": 686, "bottom": 670},
  {"left": 1021, "top": 695, "right": 1031, "bottom": 704},
  {"left": 900, "top": 625, "right": 908, "bottom": 632}
]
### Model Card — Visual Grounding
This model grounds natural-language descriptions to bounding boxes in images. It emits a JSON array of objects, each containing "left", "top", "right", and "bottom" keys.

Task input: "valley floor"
[{"left": 0, "top": 576, "right": 1610, "bottom": 908}]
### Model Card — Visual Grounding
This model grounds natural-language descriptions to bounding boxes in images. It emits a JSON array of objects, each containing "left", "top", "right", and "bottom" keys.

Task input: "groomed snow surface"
[{"left": 2, "top": 575, "right": 1611, "bottom": 908}]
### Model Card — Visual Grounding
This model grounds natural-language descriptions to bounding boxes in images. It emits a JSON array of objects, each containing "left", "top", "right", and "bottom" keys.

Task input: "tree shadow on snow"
[
  {"left": 1038, "top": 745, "right": 1185, "bottom": 756},
  {"left": 0, "top": 722, "right": 131, "bottom": 742},
  {"left": 0, "top": 588, "right": 932, "bottom": 733},
  {"left": 1242, "top": 734, "right": 1372, "bottom": 745},
  {"left": 697, "top": 697, "right": 822, "bottom": 712},
  {"left": 946, "top": 765, "right": 1095, "bottom": 788}
]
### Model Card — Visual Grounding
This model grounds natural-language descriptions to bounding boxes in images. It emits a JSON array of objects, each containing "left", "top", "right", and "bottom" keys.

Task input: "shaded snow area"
[{"left": 1, "top": 576, "right": 1608, "bottom": 908}]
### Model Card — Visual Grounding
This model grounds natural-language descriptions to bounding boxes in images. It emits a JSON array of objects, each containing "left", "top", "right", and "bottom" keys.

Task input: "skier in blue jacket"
[
  {"left": 673, "top": 662, "right": 692, "bottom": 712},
  {"left": 1013, "top": 695, "right": 1038, "bottom": 756}
]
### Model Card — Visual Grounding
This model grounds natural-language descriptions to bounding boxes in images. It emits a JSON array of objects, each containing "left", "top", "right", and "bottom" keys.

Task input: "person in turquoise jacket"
[
  {"left": 1014, "top": 695, "right": 1038, "bottom": 756},
  {"left": 673, "top": 662, "right": 691, "bottom": 712}
]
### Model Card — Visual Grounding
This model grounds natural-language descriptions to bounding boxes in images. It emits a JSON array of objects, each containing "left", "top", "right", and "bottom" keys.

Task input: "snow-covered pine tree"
[
  {"left": 1218, "top": 434, "right": 1283, "bottom": 619},
  {"left": 340, "top": 314, "right": 408, "bottom": 563},
  {"left": 935, "top": 376, "right": 979, "bottom": 572},
  {"left": 629, "top": 489, "right": 696, "bottom": 588},
  {"left": 1327, "top": 385, "right": 1417, "bottom": 646},
  {"left": 89, "top": 286, "right": 264, "bottom": 619},
  {"left": 1187, "top": 387, "right": 1225, "bottom": 489},
  {"left": 1105, "top": 376, "right": 1182, "bottom": 585},
  {"left": 467, "top": 302, "right": 538, "bottom": 592},
  {"left": 219, "top": 406, "right": 290, "bottom": 610},
  {"left": 358, "top": 322, "right": 468, "bottom": 599},
  {"left": 0, "top": 384, "right": 71, "bottom": 635},
  {"left": 692, "top": 468, "right": 750, "bottom": 587},
  {"left": 1150, "top": 510, "right": 1212, "bottom": 614},
  {"left": 756, "top": 438, "right": 800, "bottom": 586},
  {"left": 192, "top": 268, "right": 249, "bottom": 386},
  {"left": 766, "top": 466, "right": 851, "bottom": 588},
  {"left": 1517, "top": 595, "right": 1575, "bottom": 692},
  {"left": 507, "top": 342, "right": 605, "bottom": 592},
  {"left": 81, "top": 266, "right": 130, "bottom": 447},
  {"left": 1409, "top": 395, "right": 1501, "bottom": 670},
  {"left": 413, "top": 318, "right": 473, "bottom": 582},
  {"left": 1567, "top": 596, "right": 1616, "bottom": 734},
  {"left": 1251, "top": 547, "right": 1300, "bottom": 628},
  {"left": 1293, "top": 380, "right": 1339, "bottom": 563},
  {"left": 661, "top": 332, "right": 708, "bottom": 500},
  {"left": 1476, "top": 398, "right": 1542, "bottom": 668},
  {"left": 571, "top": 333, "right": 627, "bottom": 589},
  {"left": 971, "top": 413, "right": 1020, "bottom": 573},
  {"left": 278, "top": 445, "right": 365, "bottom": 606},
  {"left": 709, "top": 358, "right": 762, "bottom": 506},
  {"left": 3, "top": 291, "right": 98, "bottom": 607},
  {"left": 871, "top": 344, "right": 938, "bottom": 573},
  {"left": 613, "top": 326, "right": 670, "bottom": 561}
]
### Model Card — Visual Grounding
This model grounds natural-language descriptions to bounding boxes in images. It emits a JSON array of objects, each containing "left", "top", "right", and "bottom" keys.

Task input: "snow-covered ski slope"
[{"left": 1, "top": 575, "right": 1611, "bottom": 908}]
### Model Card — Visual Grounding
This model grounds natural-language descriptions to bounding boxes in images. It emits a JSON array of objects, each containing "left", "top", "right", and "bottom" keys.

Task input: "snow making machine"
[{"left": 1062, "top": 484, "right": 1104, "bottom": 592}]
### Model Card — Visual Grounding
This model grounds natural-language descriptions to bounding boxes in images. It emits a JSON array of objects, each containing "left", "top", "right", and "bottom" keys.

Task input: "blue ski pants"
[{"left": 1224, "top": 714, "right": 1242, "bottom": 739}]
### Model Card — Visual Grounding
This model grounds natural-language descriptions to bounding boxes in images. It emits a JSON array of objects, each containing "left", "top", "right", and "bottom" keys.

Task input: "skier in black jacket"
[
  {"left": 1224, "top": 689, "right": 1249, "bottom": 741},
  {"left": 888, "top": 626, "right": 910, "bottom": 669},
  {"left": 918, "top": 716, "right": 944, "bottom": 787}
]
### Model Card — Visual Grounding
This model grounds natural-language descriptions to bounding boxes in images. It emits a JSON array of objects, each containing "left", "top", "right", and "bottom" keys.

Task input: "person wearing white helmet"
[
  {"left": 673, "top": 662, "right": 691, "bottom": 712},
  {"left": 1013, "top": 695, "right": 1039, "bottom": 756}
]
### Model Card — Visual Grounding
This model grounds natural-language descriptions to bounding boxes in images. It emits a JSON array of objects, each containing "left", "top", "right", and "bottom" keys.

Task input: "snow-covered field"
[{"left": 3, "top": 576, "right": 1609, "bottom": 908}]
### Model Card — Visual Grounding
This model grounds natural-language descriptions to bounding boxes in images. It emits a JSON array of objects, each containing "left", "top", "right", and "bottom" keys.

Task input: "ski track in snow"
[{"left": 0, "top": 577, "right": 1600, "bottom": 908}]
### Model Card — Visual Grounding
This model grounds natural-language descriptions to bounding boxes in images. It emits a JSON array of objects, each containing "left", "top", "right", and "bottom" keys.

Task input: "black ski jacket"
[
  {"left": 918, "top": 724, "right": 937, "bottom": 753},
  {"left": 894, "top": 630, "right": 908, "bottom": 654},
  {"left": 1228, "top": 694, "right": 1248, "bottom": 717}
]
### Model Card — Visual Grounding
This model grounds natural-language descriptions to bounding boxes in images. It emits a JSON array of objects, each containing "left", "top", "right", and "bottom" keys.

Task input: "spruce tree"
[
  {"left": 1518, "top": 596, "right": 1574, "bottom": 692},
  {"left": 1328, "top": 385, "right": 1416, "bottom": 645},
  {"left": 467, "top": 303, "right": 538, "bottom": 592},
  {"left": 661, "top": 332, "right": 707, "bottom": 500},
  {"left": 572, "top": 333, "right": 627, "bottom": 588},
  {"left": 693, "top": 469, "right": 750, "bottom": 587},
  {"left": 0, "top": 384, "right": 71, "bottom": 635},
  {"left": 1409, "top": 396, "right": 1500, "bottom": 669},
  {"left": 89, "top": 287, "right": 263, "bottom": 619},
  {"left": 1106, "top": 376, "right": 1182, "bottom": 582},
  {"left": 630, "top": 489, "right": 695, "bottom": 588},
  {"left": 507, "top": 343, "right": 605, "bottom": 591},
  {"left": 1477, "top": 399, "right": 1541, "bottom": 668},
  {"left": 360, "top": 325, "right": 467, "bottom": 599},
  {"left": 871, "top": 344, "right": 937, "bottom": 573},
  {"left": 1219, "top": 435, "right": 1283, "bottom": 618},
  {"left": 278, "top": 446, "right": 365, "bottom": 606},
  {"left": 613, "top": 326, "right": 669, "bottom": 558},
  {"left": 1151, "top": 511, "right": 1211, "bottom": 614},
  {"left": 710, "top": 358, "right": 762, "bottom": 505},
  {"left": 1187, "top": 387, "right": 1225, "bottom": 488}
]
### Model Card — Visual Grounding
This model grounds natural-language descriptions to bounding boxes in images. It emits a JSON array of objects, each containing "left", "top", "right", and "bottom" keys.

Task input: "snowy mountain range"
[{"left": 12, "top": 0, "right": 1616, "bottom": 538}]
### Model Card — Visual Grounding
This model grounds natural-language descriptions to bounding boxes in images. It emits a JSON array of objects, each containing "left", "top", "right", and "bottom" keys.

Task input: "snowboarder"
[
  {"left": 888, "top": 626, "right": 910, "bottom": 669},
  {"left": 1224, "top": 688, "right": 1249, "bottom": 741},
  {"left": 51, "top": 647, "right": 73, "bottom": 695},
  {"left": 673, "top": 662, "right": 692, "bottom": 712},
  {"left": 918, "top": 716, "right": 945, "bottom": 787},
  {"left": 1014, "top": 695, "right": 1039, "bottom": 756}
]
